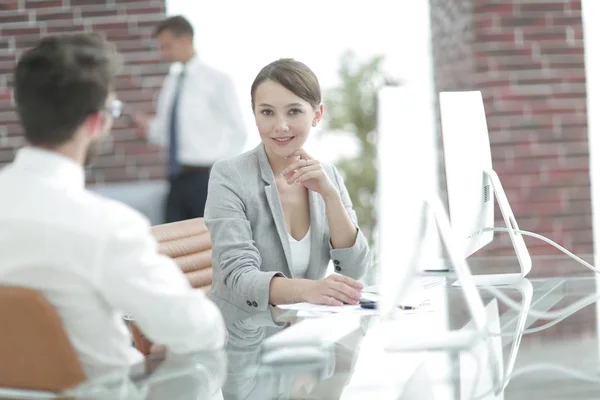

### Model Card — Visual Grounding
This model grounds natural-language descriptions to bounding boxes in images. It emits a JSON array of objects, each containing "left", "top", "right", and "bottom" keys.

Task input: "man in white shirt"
[
  {"left": 132, "top": 16, "right": 247, "bottom": 223},
  {"left": 0, "top": 33, "right": 225, "bottom": 381}
]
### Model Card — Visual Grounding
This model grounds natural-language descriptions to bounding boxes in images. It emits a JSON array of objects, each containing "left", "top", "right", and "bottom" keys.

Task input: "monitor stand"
[
  {"left": 379, "top": 195, "right": 504, "bottom": 396},
  {"left": 455, "top": 169, "right": 532, "bottom": 287},
  {"left": 382, "top": 196, "right": 491, "bottom": 352},
  {"left": 500, "top": 279, "right": 533, "bottom": 391}
]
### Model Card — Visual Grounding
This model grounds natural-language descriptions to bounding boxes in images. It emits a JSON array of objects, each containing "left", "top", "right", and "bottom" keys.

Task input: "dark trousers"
[{"left": 165, "top": 166, "right": 212, "bottom": 223}]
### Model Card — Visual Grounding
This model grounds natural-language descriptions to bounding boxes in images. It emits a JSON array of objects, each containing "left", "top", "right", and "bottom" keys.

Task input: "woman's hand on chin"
[{"left": 282, "top": 148, "right": 337, "bottom": 199}]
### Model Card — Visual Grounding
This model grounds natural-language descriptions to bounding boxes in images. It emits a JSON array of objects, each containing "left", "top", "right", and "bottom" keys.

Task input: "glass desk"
[
  {"left": 0, "top": 349, "right": 226, "bottom": 400},
  {"left": 222, "top": 255, "right": 600, "bottom": 399}
]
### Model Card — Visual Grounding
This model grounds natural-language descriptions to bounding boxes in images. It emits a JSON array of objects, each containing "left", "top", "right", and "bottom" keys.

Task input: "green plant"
[{"left": 323, "top": 50, "right": 400, "bottom": 249}]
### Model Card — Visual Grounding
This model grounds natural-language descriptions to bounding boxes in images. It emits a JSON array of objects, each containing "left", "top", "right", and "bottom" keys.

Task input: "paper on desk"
[
  {"left": 294, "top": 307, "right": 379, "bottom": 317},
  {"left": 363, "top": 276, "right": 445, "bottom": 306},
  {"left": 363, "top": 277, "right": 445, "bottom": 294},
  {"left": 279, "top": 276, "right": 444, "bottom": 316},
  {"left": 279, "top": 291, "right": 435, "bottom": 316},
  {"left": 278, "top": 302, "right": 362, "bottom": 313}
]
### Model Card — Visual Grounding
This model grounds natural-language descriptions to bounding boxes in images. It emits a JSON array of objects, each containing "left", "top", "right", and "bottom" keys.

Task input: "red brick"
[
  {"left": 537, "top": 46, "right": 583, "bottom": 56},
  {"left": 549, "top": 15, "right": 583, "bottom": 26},
  {"left": 120, "top": 6, "right": 164, "bottom": 16},
  {"left": 0, "top": 11, "right": 29, "bottom": 23},
  {"left": 92, "top": 21, "right": 133, "bottom": 31},
  {"left": 70, "top": 0, "right": 110, "bottom": 5},
  {"left": 25, "top": 0, "right": 63, "bottom": 7},
  {"left": 476, "top": 46, "right": 533, "bottom": 57},
  {"left": 477, "top": 31, "right": 516, "bottom": 43},
  {"left": 80, "top": 8, "right": 118, "bottom": 18},
  {"left": 0, "top": 0, "right": 20, "bottom": 11},
  {"left": 0, "top": 27, "right": 42, "bottom": 36},
  {"left": 34, "top": 9, "right": 74, "bottom": 22},
  {"left": 474, "top": 2, "right": 514, "bottom": 14},
  {"left": 501, "top": 15, "right": 546, "bottom": 28},
  {"left": 46, "top": 23, "right": 88, "bottom": 34},
  {"left": 518, "top": 3, "right": 566, "bottom": 13},
  {"left": 103, "top": 29, "right": 145, "bottom": 41}
]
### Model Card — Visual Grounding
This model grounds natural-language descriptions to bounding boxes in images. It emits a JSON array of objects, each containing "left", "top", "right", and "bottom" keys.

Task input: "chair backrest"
[
  {"left": 130, "top": 218, "right": 214, "bottom": 356},
  {"left": 151, "top": 217, "right": 213, "bottom": 291},
  {"left": 0, "top": 286, "right": 86, "bottom": 392}
]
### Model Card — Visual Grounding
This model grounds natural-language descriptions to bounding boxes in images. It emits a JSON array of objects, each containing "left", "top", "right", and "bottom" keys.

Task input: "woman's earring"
[{"left": 312, "top": 120, "right": 318, "bottom": 127}]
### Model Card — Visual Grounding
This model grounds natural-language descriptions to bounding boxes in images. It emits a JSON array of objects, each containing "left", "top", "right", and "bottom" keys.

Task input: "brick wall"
[
  {"left": 429, "top": 0, "right": 591, "bottom": 257},
  {"left": 0, "top": 0, "right": 169, "bottom": 183},
  {"left": 429, "top": 0, "right": 476, "bottom": 211}
]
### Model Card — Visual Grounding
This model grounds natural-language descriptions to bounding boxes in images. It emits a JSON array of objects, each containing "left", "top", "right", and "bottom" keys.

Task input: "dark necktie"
[{"left": 168, "top": 69, "right": 186, "bottom": 179}]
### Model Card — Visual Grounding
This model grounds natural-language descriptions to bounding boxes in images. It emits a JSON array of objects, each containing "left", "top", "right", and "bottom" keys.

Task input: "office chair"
[
  {"left": 0, "top": 286, "right": 86, "bottom": 395},
  {"left": 128, "top": 218, "right": 214, "bottom": 355}
]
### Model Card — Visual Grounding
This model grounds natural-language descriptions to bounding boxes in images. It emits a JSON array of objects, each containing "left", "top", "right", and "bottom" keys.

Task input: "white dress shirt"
[
  {"left": 149, "top": 56, "right": 247, "bottom": 166},
  {"left": 0, "top": 147, "right": 225, "bottom": 379}
]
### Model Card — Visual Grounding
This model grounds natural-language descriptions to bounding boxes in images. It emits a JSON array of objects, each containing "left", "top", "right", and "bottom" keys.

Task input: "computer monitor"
[
  {"left": 439, "top": 91, "right": 531, "bottom": 285},
  {"left": 439, "top": 91, "right": 494, "bottom": 257},
  {"left": 376, "top": 85, "right": 491, "bottom": 353}
]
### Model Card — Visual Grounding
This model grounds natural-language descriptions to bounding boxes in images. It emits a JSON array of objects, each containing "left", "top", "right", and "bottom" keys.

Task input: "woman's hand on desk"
[
  {"left": 282, "top": 149, "right": 337, "bottom": 199},
  {"left": 302, "top": 274, "right": 363, "bottom": 306}
]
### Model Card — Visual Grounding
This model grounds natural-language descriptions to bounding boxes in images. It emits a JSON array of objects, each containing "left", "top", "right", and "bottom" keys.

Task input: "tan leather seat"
[
  {"left": 0, "top": 286, "right": 86, "bottom": 393},
  {"left": 129, "top": 217, "right": 213, "bottom": 355}
]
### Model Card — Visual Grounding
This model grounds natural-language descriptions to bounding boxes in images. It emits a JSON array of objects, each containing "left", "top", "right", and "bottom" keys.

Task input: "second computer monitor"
[{"left": 439, "top": 91, "right": 494, "bottom": 259}]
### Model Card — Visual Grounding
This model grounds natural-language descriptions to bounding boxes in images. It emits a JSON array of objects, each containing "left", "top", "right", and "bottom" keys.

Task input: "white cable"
[
  {"left": 481, "top": 278, "right": 599, "bottom": 320},
  {"left": 488, "top": 304, "right": 590, "bottom": 337},
  {"left": 483, "top": 227, "right": 600, "bottom": 274},
  {"left": 375, "top": 227, "right": 596, "bottom": 334},
  {"left": 465, "top": 228, "right": 600, "bottom": 396},
  {"left": 476, "top": 226, "right": 599, "bottom": 329}
]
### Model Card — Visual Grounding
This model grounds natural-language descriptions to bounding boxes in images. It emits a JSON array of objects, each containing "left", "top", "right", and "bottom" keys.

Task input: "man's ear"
[{"left": 83, "top": 111, "right": 104, "bottom": 139}]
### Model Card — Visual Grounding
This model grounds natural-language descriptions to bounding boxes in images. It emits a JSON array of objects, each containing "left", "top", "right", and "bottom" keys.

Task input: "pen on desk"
[{"left": 359, "top": 299, "right": 417, "bottom": 310}]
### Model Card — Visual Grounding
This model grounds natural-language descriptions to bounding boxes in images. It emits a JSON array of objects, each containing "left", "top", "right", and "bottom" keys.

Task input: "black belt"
[{"left": 179, "top": 165, "right": 212, "bottom": 174}]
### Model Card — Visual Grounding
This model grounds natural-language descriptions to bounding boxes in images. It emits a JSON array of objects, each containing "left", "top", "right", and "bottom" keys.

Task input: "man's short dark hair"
[
  {"left": 14, "top": 33, "right": 120, "bottom": 147},
  {"left": 154, "top": 15, "right": 194, "bottom": 38}
]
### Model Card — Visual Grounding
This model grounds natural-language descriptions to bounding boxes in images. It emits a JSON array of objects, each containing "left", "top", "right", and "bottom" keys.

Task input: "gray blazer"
[{"left": 204, "top": 144, "right": 370, "bottom": 318}]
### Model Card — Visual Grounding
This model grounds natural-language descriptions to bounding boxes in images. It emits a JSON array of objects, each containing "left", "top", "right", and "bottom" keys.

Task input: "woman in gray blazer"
[{"left": 204, "top": 59, "right": 370, "bottom": 318}]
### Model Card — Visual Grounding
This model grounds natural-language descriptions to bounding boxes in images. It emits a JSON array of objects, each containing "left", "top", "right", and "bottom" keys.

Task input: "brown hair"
[
  {"left": 14, "top": 33, "right": 120, "bottom": 146},
  {"left": 154, "top": 15, "right": 194, "bottom": 38},
  {"left": 250, "top": 58, "right": 321, "bottom": 110}
]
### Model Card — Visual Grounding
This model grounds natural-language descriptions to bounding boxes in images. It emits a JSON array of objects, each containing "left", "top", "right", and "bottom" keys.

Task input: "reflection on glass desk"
[
  {"left": 0, "top": 349, "right": 226, "bottom": 400},
  {"left": 222, "top": 255, "right": 600, "bottom": 400}
]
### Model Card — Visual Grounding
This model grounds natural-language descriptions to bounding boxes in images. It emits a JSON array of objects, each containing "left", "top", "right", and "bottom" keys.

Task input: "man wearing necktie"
[{"left": 132, "top": 16, "right": 247, "bottom": 223}]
